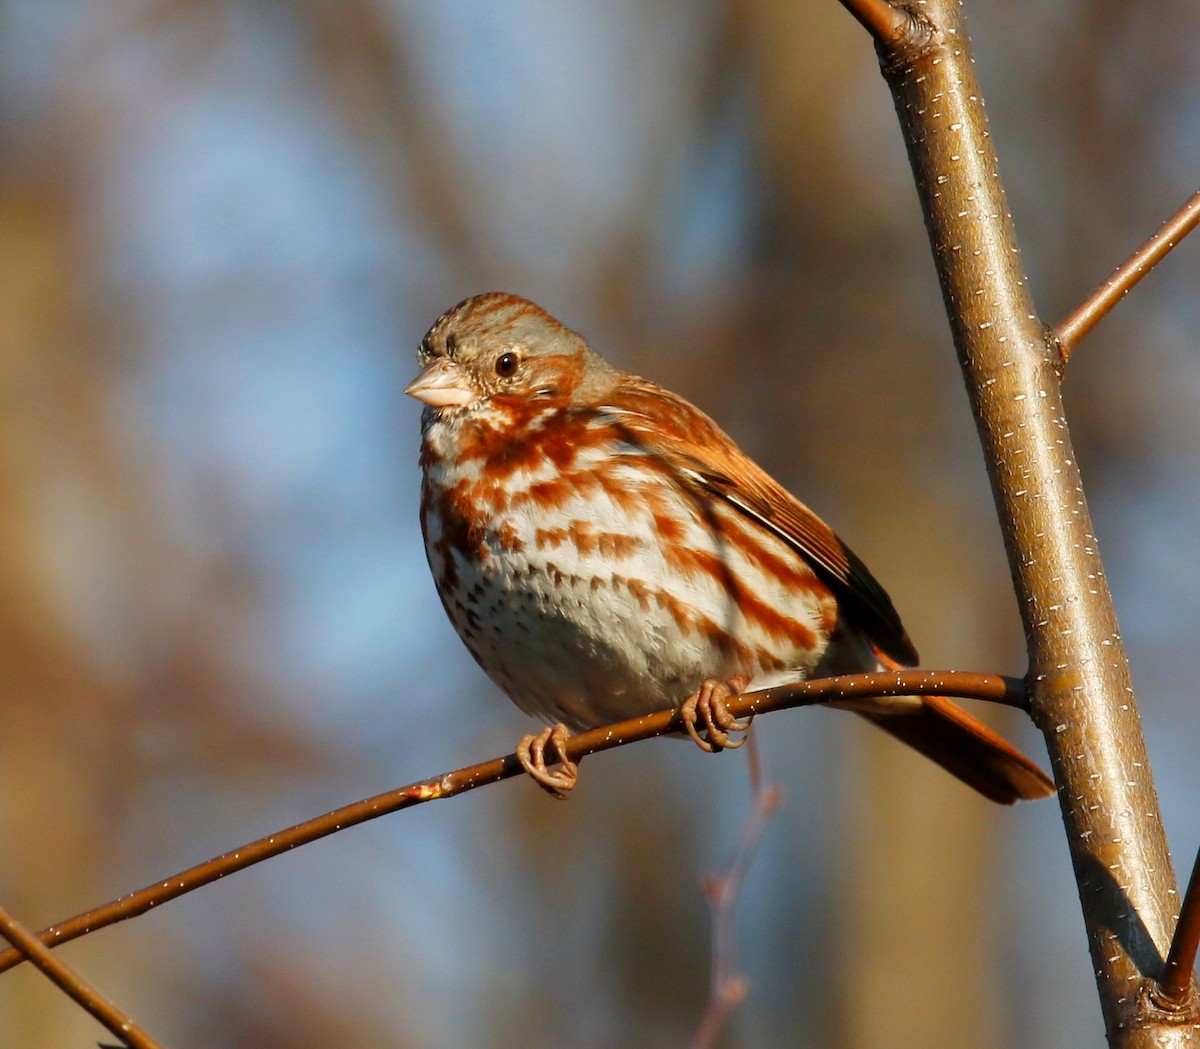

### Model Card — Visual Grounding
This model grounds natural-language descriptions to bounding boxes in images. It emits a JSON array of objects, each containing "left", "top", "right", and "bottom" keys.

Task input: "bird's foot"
[
  {"left": 516, "top": 723, "right": 578, "bottom": 798},
  {"left": 680, "top": 676, "right": 752, "bottom": 752}
]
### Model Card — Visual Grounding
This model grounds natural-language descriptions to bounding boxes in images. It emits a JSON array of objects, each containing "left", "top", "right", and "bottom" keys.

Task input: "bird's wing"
[{"left": 601, "top": 377, "right": 919, "bottom": 666}]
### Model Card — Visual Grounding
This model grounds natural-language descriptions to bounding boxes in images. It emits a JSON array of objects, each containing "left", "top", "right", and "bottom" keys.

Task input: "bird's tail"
[{"left": 856, "top": 692, "right": 1055, "bottom": 804}]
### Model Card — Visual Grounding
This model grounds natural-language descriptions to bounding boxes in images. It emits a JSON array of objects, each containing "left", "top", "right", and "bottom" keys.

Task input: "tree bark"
[{"left": 870, "top": 1, "right": 1200, "bottom": 1044}]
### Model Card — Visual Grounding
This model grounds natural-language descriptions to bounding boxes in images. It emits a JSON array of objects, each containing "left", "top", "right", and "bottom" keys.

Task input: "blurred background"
[{"left": 1, "top": 1, "right": 1198, "bottom": 1046}]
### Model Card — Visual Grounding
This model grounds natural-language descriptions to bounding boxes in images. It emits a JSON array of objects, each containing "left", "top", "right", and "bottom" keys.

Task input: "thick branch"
[
  {"left": 0, "top": 669, "right": 1023, "bottom": 974},
  {"left": 0, "top": 902, "right": 163, "bottom": 1049},
  {"left": 873, "top": 1, "right": 1199, "bottom": 1043},
  {"left": 1056, "top": 186, "right": 1200, "bottom": 362}
]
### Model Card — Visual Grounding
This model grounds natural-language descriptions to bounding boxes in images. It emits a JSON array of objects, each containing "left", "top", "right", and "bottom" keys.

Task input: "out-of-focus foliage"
[{"left": 0, "top": 2, "right": 1197, "bottom": 1046}]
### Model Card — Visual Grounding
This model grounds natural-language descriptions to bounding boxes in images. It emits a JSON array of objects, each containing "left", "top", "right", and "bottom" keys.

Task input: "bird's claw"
[
  {"left": 516, "top": 723, "right": 578, "bottom": 798},
  {"left": 680, "top": 677, "right": 753, "bottom": 752}
]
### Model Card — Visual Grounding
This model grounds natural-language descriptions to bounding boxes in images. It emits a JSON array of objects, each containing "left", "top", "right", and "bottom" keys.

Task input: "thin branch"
[
  {"left": 690, "top": 736, "right": 782, "bottom": 1049},
  {"left": 1055, "top": 185, "right": 1200, "bottom": 363},
  {"left": 1155, "top": 844, "right": 1200, "bottom": 1007},
  {"left": 836, "top": 0, "right": 909, "bottom": 45},
  {"left": 0, "top": 669, "right": 1026, "bottom": 975},
  {"left": 836, "top": 0, "right": 942, "bottom": 67},
  {"left": 0, "top": 901, "right": 164, "bottom": 1049}
]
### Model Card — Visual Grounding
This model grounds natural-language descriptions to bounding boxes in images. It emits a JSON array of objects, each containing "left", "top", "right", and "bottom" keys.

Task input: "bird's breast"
[{"left": 419, "top": 428, "right": 840, "bottom": 725}]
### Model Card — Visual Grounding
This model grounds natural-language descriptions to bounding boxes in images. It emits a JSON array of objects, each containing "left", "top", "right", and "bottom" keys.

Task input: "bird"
[{"left": 405, "top": 292, "right": 1055, "bottom": 803}]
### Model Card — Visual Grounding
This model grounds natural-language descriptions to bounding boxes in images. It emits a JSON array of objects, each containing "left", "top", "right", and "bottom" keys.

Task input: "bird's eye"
[{"left": 495, "top": 352, "right": 520, "bottom": 378}]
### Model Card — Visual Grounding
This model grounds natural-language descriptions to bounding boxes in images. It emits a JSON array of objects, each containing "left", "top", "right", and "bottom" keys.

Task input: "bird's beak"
[{"left": 404, "top": 358, "right": 474, "bottom": 408}]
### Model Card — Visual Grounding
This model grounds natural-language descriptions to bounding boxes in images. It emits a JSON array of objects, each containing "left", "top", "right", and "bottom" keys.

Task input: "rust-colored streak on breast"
[
  {"left": 719, "top": 513, "right": 828, "bottom": 597},
  {"left": 492, "top": 520, "right": 524, "bottom": 554},
  {"left": 534, "top": 521, "right": 640, "bottom": 561},
  {"left": 611, "top": 573, "right": 653, "bottom": 613},
  {"left": 660, "top": 536, "right": 819, "bottom": 649}
]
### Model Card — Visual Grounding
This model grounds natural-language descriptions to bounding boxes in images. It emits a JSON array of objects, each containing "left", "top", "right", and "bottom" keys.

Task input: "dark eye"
[{"left": 495, "top": 352, "right": 520, "bottom": 378}]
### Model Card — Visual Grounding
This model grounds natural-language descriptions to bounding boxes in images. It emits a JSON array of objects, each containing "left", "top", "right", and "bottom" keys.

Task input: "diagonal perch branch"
[{"left": 0, "top": 670, "right": 1028, "bottom": 975}]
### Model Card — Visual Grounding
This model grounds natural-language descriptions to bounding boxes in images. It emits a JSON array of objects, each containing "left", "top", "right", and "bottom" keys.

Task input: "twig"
[
  {"left": 836, "top": 0, "right": 909, "bottom": 46},
  {"left": 0, "top": 901, "right": 164, "bottom": 1049},
  {"left": 1055, "top": 186, "right": 1200, "bottom": 364},
  {"left": 0, "top": 669, "right": 1027, "bottom": 974},
  {"left": 690, "top": 736, "right": 781, "bottom": 1049},
  {"left": 1155, "top": 844, "right": 1200, "bottom": 1007}
]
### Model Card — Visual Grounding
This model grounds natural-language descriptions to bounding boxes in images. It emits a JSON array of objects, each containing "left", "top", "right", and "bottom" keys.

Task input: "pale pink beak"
[{"left": 404, "top": 357, "right": 474, "bottom": 408}]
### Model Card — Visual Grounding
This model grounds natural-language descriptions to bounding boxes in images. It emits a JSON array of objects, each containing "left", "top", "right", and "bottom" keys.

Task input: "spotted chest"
[{"left": 418, "top": 406, "right": 840, "bottom": 729}]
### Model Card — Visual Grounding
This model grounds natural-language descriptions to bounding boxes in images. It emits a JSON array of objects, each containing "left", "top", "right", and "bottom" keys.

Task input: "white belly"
[{"left": 423, "top": 453, "right": 837, "bottom": 729}]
